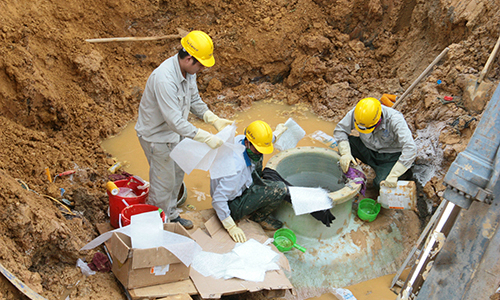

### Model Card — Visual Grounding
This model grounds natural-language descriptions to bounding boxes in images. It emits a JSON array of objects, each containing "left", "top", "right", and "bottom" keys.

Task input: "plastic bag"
[
  {"left": 331, "top": 288, "right": 357, "bottom": 300},
  {"left": 76, "top": 258, "right": 96, "bottom": 276}
]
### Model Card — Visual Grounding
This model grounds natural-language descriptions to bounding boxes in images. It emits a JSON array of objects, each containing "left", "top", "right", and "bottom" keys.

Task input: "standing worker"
[
  {"left": 210, "top": 120, "right": 289, "bottom": 243},
  {"left": 135, "top": 30, "right": 233, "bottom": 229},
  {"left": 333, "top": 97, "right": 416, "bottom": 189}
]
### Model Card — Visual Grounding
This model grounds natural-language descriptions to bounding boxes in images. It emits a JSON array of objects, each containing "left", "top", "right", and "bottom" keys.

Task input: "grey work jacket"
[
  {"left": 135, "top": 54, "right": 209, "bottom": 143},
  {"left": 333, "top": 105, "right": 417, "bottom": 168}
]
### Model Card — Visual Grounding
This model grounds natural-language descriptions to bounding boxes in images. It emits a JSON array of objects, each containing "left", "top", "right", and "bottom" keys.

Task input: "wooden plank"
[
  {"left": 0, "top": 262, "right": 47, "bottom": 300},
  {"left": 128, "top": 279, "right": 197, "bottom": 300},
  {"left": 157, "top": 293, "right": 193, "bottom": 300}
]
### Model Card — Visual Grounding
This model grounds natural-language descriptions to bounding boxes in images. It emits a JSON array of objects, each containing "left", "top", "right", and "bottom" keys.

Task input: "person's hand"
[
  {"left": 380, "top": 94, "right": 397, "bottom": 107},
  {"left": 193, "top": 129, "right": 224, "bottom": 149},
  {"left": 203, "top": 110, "right": 234, "bottom": 132},
  {"left": 222, "top": 216, "right": 246, "bottom": 243},
  {"left": 380, "top": 161, "right": 408, "bottom": 188},
  {"left": 310, "top": 209, "right": 336, "bottom": 227},
  {"left": 338, "top": 140, "right": 357, "bottom": 173},
  {"left": 273, "top": 123, "right": 288, "bottom": 140}
]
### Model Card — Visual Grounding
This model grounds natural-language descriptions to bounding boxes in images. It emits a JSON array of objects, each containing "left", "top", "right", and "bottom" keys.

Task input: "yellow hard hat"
[
  {"left": 245, "top": 120, "right": 274, "bottom": 154},
  {"left": 354, "top": 97, "right": 382, "bottom": 134},
  {"left": 181, "top": 31, "right": 215, "bottom": 67}
]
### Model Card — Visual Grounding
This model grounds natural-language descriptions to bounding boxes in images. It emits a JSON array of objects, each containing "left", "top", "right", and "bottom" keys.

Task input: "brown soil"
[{"left": 0, "top": 0, "right": 499, "bottom": 299}]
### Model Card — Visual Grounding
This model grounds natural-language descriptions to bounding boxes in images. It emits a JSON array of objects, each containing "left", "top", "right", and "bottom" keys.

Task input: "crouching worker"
[
  {"left": 333, "top": 97, "right": 416, "bottom": 189},
  {"left": 210, "top": 120, "right": 289, "bottom": 243}
]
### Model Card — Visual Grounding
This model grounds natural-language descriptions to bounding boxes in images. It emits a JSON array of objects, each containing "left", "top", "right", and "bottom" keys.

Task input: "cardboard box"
[{"left": 109, "top": 223, "right": 193, "bottom": 289}]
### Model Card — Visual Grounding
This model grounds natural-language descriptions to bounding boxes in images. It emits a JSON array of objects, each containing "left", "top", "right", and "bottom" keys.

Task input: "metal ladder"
[{"left": 389, "top": 200, "right": 447, "bottom": 293}]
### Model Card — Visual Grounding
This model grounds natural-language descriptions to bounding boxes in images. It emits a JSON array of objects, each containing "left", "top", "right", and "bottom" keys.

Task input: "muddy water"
[{"left": 101, "top": 100, "right": 400, "bottom": 300}]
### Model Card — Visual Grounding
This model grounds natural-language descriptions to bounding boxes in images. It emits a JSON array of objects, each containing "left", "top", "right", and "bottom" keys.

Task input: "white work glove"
[
  {"left": 203, "top": 110, "right": 233, "bottom": 132},
  {"left": 193, "top": 129, "right": 224, "bottom": 149},
  {"left": 338, "top": 140, "right": 357, "bottom": 173},
  {"left": 380, "top": 161, "right": 408, "bottom": 188},
  {"left": 222, "top": 216, "right": 246, "bottom": 243},
  {"left": 273, "top": 123, "right": 288, "bottom": 141}
]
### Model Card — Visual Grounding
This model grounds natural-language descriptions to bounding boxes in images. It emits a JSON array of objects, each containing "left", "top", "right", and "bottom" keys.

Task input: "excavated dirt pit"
[{"left": 0, "top": 0, "right": 499, "bottom": 299}]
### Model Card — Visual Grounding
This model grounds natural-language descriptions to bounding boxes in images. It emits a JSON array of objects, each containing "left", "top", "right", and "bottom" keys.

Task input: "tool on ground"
[
  {"left": 53, "top": 169, "right": 76, "bottom": 182},
  {"left": 273, "top": 228, "right": 306, "bottom": 252},
  {"left": 392, "top": 47, "right": 450, "bottom": 110},
  {"left": 85, "top": 28, "right": 189, "bottom": 43},
  {"left": 463, "top": 34, "right": 500, "bottom": 104},
  {"left": 357, "top": 198, "right": 381, "bottom": 222}
]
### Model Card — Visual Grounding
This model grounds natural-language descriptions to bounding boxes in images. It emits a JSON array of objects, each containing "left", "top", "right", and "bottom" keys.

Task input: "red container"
[
  {"left": 119, "top": 204, "right": 166, "bottom": 227},
  {"left": 108, "top": 177, "right": 149, "bottom": 228}
]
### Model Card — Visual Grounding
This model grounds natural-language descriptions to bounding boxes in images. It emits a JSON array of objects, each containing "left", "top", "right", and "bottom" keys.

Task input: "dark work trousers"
[
  {"left": 348, "top": 136, "right": 403, "bottom": 188},
  {"left": 228, "top": 170, "right": 288, "bottom": 223}
]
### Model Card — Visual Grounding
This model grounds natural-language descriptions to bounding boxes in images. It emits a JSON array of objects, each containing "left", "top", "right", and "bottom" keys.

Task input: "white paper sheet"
[
  {"left": 80, "top": 211, "right": 202, "bottom": 267},
  {"left": 169, "top": 124, "right": 245, "bottom": 179},
  {"left": 289, "top": 186, "right": 333, "bottom": 215},
  {"left": 274, "top": 118, "right": 306, "bottom": 151}
]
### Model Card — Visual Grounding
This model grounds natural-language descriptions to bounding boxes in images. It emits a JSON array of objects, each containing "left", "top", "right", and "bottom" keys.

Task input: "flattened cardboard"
[
  {"left": 190, "top": 217, "right": 293, "bottom": 299},
  {"left": 129, "top": 279, "right": 197, "bottom": 300},
  {"left": 109, "top": 223, "right": 193, "bottom": 289}
]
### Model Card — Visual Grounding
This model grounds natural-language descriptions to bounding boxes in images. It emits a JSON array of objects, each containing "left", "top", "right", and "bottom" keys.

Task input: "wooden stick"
[
  {"left": 392, "top": 47, "right": 450, "bottom": 110},
  {"left": 477, "top": 35, "right": 500, "bottom": 85},
  {"left": 85, "top": 28, "right": 190, "bottom": 43},
  {"left": 85, "top": 34, "right": 181, "bottom": 43}
]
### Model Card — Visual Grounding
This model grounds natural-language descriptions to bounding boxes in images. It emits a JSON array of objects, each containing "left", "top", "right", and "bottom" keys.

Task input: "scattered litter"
[
  {"left": 76, "top": 258, "right": 95, "bottom": 276},
  {"left": 309, "top": 130, "right": 338, "bottom": 150},
  {"left": 413, "top": 122, "right": 446, "bottom": 186},
  {"left": 191, "top": 188, "right": 207, "bottom": 202},
  {"left": 45, "top": 167, "right": 52, "bottom": 183},
  {"left": 108, "top": 161, "right": 122, "bottom": 174},
  {"left": 449, "top": 115, "right": 476, "bottom": 133},
  {"left": 437, "top": 95, "right": 464, "bottom": 108},
  {"left": 331, "top": 288, "right": 357, "bottom": 300},
  {"left": 88, "top": 252, "right": 111, "bottom": 273},
  {"left": 186, "top": 204, "right": 196, "bottom": 211},
  {"left": 53, "top": 170, "right": 76, "bottom": 182}
]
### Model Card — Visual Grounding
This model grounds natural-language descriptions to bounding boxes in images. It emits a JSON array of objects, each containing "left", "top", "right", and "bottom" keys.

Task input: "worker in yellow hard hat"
[
  {"left": 333, "top": 97, "right": 416, "bottom": 189},
  {"left": 135, "top": 30, "right": 233, "bottom": 229},
  {"left": 209, "top": 120, "right": 291, "bottom": 243}
]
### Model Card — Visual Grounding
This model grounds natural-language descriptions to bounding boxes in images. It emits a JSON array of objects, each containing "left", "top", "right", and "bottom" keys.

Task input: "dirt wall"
[{"left": 0, "top": 0, "right": 499, "bottom": 298}]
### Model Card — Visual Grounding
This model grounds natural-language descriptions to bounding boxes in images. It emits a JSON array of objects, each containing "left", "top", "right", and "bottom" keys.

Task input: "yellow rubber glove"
[
  {"left": 380, "top": 94, "right": 397, "bottom": 107},
  {"left": 380, "top": 161, "right": 408, "bottom": 188},
  {"left": 222, "top": 216, "right": 246, "bottom": 243},
  {"left": 338, "top": 140, "right": 357, "bottom": 173},
  {"left": 273, "top": 123, "right": 288, "bottom": 140},
  {"left": 203, "top": 110, "right": 234, "bottom": 132},
  {"left": 193, "top": 129, "right": 224, "bottom": 149}
]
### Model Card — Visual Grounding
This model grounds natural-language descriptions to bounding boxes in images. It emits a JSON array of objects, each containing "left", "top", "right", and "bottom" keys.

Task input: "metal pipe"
[{"left": 397, "top": 200, "right": 462, "bottom": 299}]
